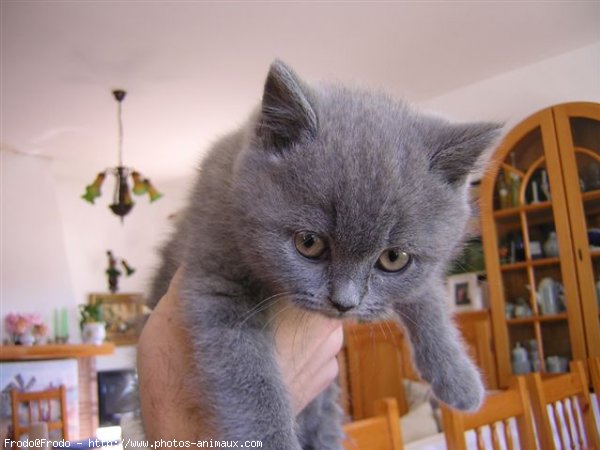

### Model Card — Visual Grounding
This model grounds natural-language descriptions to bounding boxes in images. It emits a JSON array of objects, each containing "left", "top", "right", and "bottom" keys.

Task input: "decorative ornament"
[
  {"left": 81, "top": 90, "right": 162, "bottom": 222},
  {"left": 106, "top": 250, "right": 136, "bottom": 293}
]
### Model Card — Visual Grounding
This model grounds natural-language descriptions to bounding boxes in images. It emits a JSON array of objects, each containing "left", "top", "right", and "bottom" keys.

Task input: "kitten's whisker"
[
  {"left": 377, "top": 321, "right": 387, "bottom": 343},
  {"left": 300, "top": 310, "right": 311, "bottom": 360},
  {"left": 290, "top": 310, "right": 310, "bottom": 373},
  {"left": 237, "top": 291, "right": 292, "bottom": 327},
  {"left": 395, "top": 308, "right": 418, "bottom": 328},
  {"left": 384, "top": 320, "right": 400, "bottom": 350},
  {"left": 261, "top": 303, "right": 295, "bottom": 332}
]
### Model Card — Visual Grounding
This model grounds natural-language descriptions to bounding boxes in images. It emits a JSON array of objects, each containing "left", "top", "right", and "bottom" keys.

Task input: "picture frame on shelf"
[
  {"left": 87, "top": 293, "right": 147, "bottom": 346},
  {"left": 447, "top": 273, "right": 482, "bottom": 312}
]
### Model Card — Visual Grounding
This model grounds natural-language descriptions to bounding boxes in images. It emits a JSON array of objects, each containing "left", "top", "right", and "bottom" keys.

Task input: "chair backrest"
[
  {"left": 343, "top": 398, "right": 404, "bottom": 450},
  {"left": 441, "top": 377, "right": 537, "bottom": 450},
  {"left": 11, "top": 385, "right": 68, "bottom": 440},
  {"left": 343, "top": 314, "right": 498, "bottom": 420},
  {"left": 343, "top": 321, "right": 416, "bottom": 419},
  {"left": 527, "top": 360, "right": 600, "bottom": 450}
]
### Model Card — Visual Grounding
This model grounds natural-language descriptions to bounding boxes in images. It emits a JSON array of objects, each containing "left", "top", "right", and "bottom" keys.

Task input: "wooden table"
[{"left": 1, "top": 343, "right": 115, "bottom": 439}]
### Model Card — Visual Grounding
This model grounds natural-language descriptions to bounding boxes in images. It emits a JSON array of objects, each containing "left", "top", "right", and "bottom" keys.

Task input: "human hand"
[{"left": 137, "top": 270, "right": 343, "bottom": 440}]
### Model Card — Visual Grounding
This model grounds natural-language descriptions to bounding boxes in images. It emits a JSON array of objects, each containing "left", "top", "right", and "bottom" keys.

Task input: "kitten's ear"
[
  {"left": 427, "top": 121, "right": 503, "bottom": 185},
  {"left": 256, "top": 60, "right": 318, "bottom": 150}
]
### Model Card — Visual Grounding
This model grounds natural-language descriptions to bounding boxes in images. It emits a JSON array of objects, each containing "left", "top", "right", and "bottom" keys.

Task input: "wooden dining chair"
[
  {"left": 343, "top": 397, "right": 404, "bottom": 450},
  {"left": 527, "top": 360, "right": 600, "bottom": 450},
  {"left": 11, "top": 385, "right": 69, "bottom": 440},
  {"left": 441, "top": 376, "right": 537, "bottom": 450},
  {"left": 343, "top": 322, "right": 415, "bottom": 420}
]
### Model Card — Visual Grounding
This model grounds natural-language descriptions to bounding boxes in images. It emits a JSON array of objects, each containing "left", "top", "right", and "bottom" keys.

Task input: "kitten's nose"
[
  {"left": 329, "top": 280, "right": 362, "bottom": 312},
  {"left": 330, "top": 300, "right": 355, "bottom": 312}
]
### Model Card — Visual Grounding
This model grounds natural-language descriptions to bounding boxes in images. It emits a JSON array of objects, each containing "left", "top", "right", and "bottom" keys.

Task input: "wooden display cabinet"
[{"left": 480, "top": 102, "right": 600, "bottom": 387}]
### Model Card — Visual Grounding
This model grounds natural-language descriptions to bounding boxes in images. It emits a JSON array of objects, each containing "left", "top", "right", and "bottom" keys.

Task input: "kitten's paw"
[{"left": 430, "top": 360, "right": 485, "bottom": 412}]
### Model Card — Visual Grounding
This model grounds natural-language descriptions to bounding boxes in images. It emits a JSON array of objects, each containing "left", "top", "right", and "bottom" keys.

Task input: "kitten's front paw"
[{"left": 430, "top": 359, "right": 485, "bottom": 412}]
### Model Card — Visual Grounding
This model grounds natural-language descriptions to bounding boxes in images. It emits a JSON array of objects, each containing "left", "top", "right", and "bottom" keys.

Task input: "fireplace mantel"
[{"left": 0, "top": 343, "right": 114, "bottom": 361}]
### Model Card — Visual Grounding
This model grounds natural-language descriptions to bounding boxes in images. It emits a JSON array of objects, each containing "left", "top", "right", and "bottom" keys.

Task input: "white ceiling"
[{"left": 2, "top": 1, "right": 599, "bottom": 181}]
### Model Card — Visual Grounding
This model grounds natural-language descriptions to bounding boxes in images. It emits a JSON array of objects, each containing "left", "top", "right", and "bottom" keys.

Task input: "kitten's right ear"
[
  {"left": 256, "top": 60, "right": 318, "bottom": 150},
  {"left": 426, "top": 121, "right": 504, "bottom": 186}
]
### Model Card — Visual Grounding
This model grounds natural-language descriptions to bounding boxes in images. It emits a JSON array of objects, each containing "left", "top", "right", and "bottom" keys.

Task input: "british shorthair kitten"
[{"left": 147, "top": 60, "right": 501, "bottom": 448}]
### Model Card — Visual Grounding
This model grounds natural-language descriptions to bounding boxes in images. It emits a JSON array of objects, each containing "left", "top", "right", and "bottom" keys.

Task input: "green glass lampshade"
[
  {"left": 145, "top": 179, "right": 163, "bottom": 202},
  {"left": 131, "top": 171, "right": 147, "bottom": 195},
  {"left": 81, "top": 173, "right": 106, "bottom": 204}
]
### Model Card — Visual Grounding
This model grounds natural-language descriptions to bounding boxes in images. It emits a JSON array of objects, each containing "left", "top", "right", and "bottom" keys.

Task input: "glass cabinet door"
[
  {"left": 553, "top": 103, "right": 600, "bottom": 359},
  {"left": 481, "top": 107, "right": 587, "bottom": 387}
]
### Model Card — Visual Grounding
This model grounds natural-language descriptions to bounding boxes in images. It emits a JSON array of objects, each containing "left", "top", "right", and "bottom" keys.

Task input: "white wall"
[
  {"left": 0, "top": 151, "right": 77, "bottom": 340},
  {"left": 421, "top": 42, "right": 600, "bottom": 126}
]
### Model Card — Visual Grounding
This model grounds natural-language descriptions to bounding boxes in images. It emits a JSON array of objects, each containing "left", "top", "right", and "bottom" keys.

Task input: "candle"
[
  {"left": 61, "top": 307, "right": 69, "bottom": 341},
  {"left": 54, "top": 309, "right": 59, "bottom": 342}
]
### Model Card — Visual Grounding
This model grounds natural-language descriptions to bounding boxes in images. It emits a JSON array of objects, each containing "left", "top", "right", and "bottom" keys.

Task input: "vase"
[
  {"left": 82, "top": 322, "right": 106, "bottom": 345},
  {"left": 543, "top": 232, "right": 559, "bottom": 257},
  {"left": 511, "top": 343, "right": 530, "bottom": 374},
  {"left": 18, "top": 332, "right": 35, "bottom": 346}
]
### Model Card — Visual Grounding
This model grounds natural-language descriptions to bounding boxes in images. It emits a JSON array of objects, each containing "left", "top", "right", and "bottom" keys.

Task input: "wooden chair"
[
  {"left": 343, "top": 314, "right": 498, "bottom": 420},
  {"left": 343, "top": 322, "right": 415, "bottom": 419},
  {"left": 527, "top": 360, "right": 600, "bottom": 450},
  {"left": 11, "top": 385, "right": 68, "bottom": 440},
  {"left": 343, "top": 398, "right": 404, "bottom": 450},
  {"left": 441, "top": 377, "right": 537, "bottom": 450}
]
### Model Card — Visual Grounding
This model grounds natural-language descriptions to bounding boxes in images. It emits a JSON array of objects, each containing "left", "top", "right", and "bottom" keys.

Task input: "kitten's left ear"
[
  {"left": 256, "top": 60, "right": 318, "bottom": 151},
  {"left": 426, "top": 121, "right": 504, "bottom": 185}
]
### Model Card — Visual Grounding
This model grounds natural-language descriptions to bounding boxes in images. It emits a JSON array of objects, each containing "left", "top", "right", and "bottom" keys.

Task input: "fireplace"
[{"left": 97, "top": 370, "right": 138, "bottom": 426}]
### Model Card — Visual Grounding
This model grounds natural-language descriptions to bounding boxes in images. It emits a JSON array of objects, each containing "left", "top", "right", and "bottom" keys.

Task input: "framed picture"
[
  {"left": 88, "top": 293, "right": 147, "bottom": 346},
  {"left": 446, "top": 273, "right": 482, "bottom": 311}
]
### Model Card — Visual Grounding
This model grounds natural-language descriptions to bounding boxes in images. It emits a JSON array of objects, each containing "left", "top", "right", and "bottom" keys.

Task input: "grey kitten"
[{"left": 147, "top": 60, "right": 501, "bottom": 448}]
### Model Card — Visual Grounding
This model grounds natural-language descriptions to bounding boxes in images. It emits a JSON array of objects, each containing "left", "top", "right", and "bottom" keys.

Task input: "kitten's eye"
[
  {"left": 294, "top": 231, "right": 326, "bottom": 260},
  {"left": 376, "top": 248, "right": 411, "bottom": 273}
]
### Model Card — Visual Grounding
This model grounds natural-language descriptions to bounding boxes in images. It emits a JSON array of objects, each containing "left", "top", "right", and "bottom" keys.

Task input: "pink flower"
[
  {"left": 29, "top": 314, "right": 44, "bottom": 326},
  {"left": 4, "top": 313, "right": 28, "bottom": 334},
  {"left": 4, "top": 313, "right": 39, "bottom": 335},
  {"left": 33, "top": 323, "right": 48, "bottom": 338},
  {"left": 4, "top": 313, "right": 18, "bottom": 333},
  {"left": 14, "top": 316, "right": 30, "bottom": 334}
]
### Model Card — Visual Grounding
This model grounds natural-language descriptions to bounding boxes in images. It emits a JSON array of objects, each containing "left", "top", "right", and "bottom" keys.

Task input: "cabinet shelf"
[
  {"left": 494, "top": 200, "right": 552, "bottom": 219},
  {"left": 581, "top": 189, "right": 600, "bottom": 202},
  {"left": 500, "top": 257, "right": 560, "bottom": 271},
  {"left": 507, "top": 313, "right": 568, "bottom": 325}
]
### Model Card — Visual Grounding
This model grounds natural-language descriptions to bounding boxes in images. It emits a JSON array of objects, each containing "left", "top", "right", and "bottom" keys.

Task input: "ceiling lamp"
[{"left": 81, "top": 89, "right": 162, "bottom": 221}]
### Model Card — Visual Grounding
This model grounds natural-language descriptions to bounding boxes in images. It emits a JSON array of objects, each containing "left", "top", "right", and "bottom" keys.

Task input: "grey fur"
[{"left": 147, "top": 60, "right": 502, "bottom": 448}]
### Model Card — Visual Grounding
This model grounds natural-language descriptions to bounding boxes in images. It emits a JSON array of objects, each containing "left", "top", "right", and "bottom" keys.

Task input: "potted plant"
[{"left": 79, "top": 300, "right": 106, "bottom": 345}]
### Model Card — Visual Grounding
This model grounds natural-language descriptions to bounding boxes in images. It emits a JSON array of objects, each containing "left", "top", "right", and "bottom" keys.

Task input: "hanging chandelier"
[{"left": 81, "top": 89, "right": 162, "bottom": 221}]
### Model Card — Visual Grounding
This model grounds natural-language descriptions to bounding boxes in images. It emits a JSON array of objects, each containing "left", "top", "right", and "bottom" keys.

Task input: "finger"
[
  {"left": 274, "top": 306, "right": 341, "bottom": 369},
  {"left": 291, "top": 354, "right": 340, "bottom": 414},
  {"left": 292, "top": 323, "right": 343, "bottom": 385}
]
